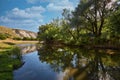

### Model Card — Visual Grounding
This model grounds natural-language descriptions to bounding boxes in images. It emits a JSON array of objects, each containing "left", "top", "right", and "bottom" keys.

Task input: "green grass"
[{"left": 0, "top": 45, "right": 21, "bottom": 80}]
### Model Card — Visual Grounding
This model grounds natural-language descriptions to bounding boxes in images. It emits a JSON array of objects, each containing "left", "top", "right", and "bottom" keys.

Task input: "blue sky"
[{"left": 0, "top": 0, "right": 79, "bottom": 32}]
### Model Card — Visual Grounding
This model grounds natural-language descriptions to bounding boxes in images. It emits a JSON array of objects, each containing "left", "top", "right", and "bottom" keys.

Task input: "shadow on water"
[{"left": 14, "top": 44, "right": 120, "bottom": 80}]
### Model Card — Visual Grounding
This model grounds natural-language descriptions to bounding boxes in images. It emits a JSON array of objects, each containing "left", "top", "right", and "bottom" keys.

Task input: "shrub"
[
  {"left": 0, "top": 33, "right": 7, "bottom": 40},
  {"left": 22, "top": 37, "right": 37, "bottom": 41},
  {"left": 13, "top": 37, "right": 22, "bottom": 40}
]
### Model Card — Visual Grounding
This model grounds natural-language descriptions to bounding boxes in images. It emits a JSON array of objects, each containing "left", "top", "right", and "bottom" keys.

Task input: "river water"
[{"left": 13, "top": 44, "right": 120, "bottom": 80}]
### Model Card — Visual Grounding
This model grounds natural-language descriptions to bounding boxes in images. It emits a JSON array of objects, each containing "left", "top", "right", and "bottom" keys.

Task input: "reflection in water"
[
  {"left": 14, "top": 44, "right": 120, "bottom": 80},
  {"left": 17, "top": 44, "right": 37, "bottom": 54},
  {"left": 14, "top": 44, "right": 57, "bottom": 80},
  {"left": 38, "top": 45, "right": 120, "bottom": 80}
]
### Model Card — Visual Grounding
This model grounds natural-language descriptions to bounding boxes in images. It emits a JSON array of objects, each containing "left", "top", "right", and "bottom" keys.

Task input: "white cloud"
[
  {"left": 46, "top": 0, "right": 75, "bottom": 11},
  {"left": 26, "top": 0, "right": 50, "bottom": 4},
  {"left": 0, "top": 6, "right": 45, "bottom": 31},
  {"left": 26, "top": 6, "right": 45, "bottom": 13},
  {"left": 0, "top": 0, "right": 79, "bottom": 31},
  {"left": 8, "top": 6, "right": 45, "bottom": 19}
]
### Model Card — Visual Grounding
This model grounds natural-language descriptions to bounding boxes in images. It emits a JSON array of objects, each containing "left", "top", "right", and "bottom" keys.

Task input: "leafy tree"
[
  {"left": 38, "top": 23, "right": 60, "bottom": 42},
  {"left": 38, "top": 18, "right": 74, "bottom": 43},
  {"left": 109, "top": 5, "right": 120, "bottom": 37},
  {"left": 69, "top": 0, "right": 117, "bottom": 37},
  {"left": 62, "top": 9, "right": 82, "bottom": 42}
]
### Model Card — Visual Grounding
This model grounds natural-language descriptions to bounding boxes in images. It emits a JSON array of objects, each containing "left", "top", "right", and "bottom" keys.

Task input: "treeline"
[
  {"left": 13, "top": 37, "right": 37, "bottom": 41},
  {"left": 38, "top": 0, "right": 120, "bottom": 45}
]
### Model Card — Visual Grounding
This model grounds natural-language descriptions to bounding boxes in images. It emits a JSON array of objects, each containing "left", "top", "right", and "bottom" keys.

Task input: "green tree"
[
  {"left": 70, "top": 0, "right": 117, "bottom": 37},
  {"left": 38, "top": 23, "right": 60, "bottom": 42},
  {"left": 109, "top": 5, "right": 120, "bottom": 37},
  {"left": 62, "top": 9, "right": 81, "bottom": 42}
]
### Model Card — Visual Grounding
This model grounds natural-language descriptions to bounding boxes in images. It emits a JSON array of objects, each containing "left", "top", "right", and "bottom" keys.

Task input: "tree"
[
  {"left": 109, "top": 5, "right": 120, "bottom": 37},
  {"left": 62, "top": 9, "right": 82, "bottom": 41},
  {"left": 38, "top": 23, "right": 60, "bottom": 42},
  {"left": 38, "top": 18, "right": 74, "bottom": 43},
  {"left": 70, "top": 0, "right": 117, "bottom": 37}
]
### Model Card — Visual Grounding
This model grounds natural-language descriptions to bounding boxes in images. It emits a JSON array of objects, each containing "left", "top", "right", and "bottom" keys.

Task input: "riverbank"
[
  {"left": 0, "top": 39, "right": 38, "bottom": 51},
  {"left": 0, "top": 46, "right": 21, "bottom": 80},
  {"left": 0, "top": 39, "right": 38, "bottom": 44},
  {"left": 0, "top": 39, "right": 38, "bottom": 80}
]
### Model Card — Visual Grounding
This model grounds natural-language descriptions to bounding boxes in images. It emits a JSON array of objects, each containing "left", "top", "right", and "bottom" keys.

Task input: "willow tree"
[{"left": 70, "top": 0, "right": 117, "bottom": 37}]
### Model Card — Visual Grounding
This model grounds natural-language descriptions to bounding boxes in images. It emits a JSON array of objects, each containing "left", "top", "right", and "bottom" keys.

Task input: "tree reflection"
[{"left": 38, "top": 44, "right": 120, "bottom": 80}]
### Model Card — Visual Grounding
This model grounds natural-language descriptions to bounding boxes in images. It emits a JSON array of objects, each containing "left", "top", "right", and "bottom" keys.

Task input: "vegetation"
[
  {"left": 0, "top": 33, "right": 8, "bottom": 40},
  {"left": 38, "top": 0, "right": 120, "bottom": 47},
  {"left": 38, "top": 22, "right": 72, "bottom": 43},
  {"left": 22, "top": 37, "right": 37, "bottom": 41},
  {"left": 0, "top": 26, "right": 18, "bottom": 38},
  {"left": 0, "top": 42, "right": 21, "bottom": 80},
  {"left": 0, "top": 26, "right": 37, "bottom": 41},
  {"left": 13, "top": 37, "right": 37, "bottom": 41},
  {"left": 108, "top": 5, "right": 120, "bottom": 38}
]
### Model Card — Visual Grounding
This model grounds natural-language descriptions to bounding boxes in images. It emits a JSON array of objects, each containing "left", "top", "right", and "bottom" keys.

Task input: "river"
[{"left": 13, "top": 44, "right": 120, "bottom": 80}]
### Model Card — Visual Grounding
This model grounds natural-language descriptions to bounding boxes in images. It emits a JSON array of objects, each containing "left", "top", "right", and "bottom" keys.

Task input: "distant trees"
[
  {"left": 38, "top": 23, "right": 60, "bottom": 42},
  {"left": 37, "top": 19, "right": 73, "bottom": 43}
]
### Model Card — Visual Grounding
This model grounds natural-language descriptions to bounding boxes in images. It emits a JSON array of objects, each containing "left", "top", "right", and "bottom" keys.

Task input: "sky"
[{"left": 0, "top": 0, "right": 79, "bottom": 32}]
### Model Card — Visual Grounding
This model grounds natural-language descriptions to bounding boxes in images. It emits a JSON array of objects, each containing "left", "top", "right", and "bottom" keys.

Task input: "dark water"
[{"left": 14, "top": 44, "right": 120, "bottom": 80}]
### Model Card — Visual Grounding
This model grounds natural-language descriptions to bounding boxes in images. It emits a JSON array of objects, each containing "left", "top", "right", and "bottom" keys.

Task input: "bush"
[
  {"left": 22, "top": 37, "right": 37, "bottom": 41},
  {"left": 0, "top": 33, "right": 7, "bottom": 40},
  {"left": 13, "top": 37, "right": 22, "bottom": 40}
]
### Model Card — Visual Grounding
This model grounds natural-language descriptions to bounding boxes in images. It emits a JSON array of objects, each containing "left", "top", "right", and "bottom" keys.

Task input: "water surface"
[{"left": 14, "top": 44, "right": 120, "bottom": 80}]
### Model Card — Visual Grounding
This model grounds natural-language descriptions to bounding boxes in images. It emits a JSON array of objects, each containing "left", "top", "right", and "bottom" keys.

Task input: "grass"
[
  {"left": 0, "top": 39, "right": 38, "bottom": 45},
  {"left": 0, "top": 42, "right": 21, "bottom": 80},
  {"left": 0, "top": 42, "right": 13, "bottom": 52},
  {"left": 0, "top": 39, "right": 38, "bottom": 79}
]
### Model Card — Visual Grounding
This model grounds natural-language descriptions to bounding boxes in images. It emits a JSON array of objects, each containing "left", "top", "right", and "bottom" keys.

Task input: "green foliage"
[
  {"left": 22, "top": 37, "right": 37, "bottom": 40},
  {"left": 38, "top": 0, "right": 120, "bottom": 45},
  {"left": 0, "top": 47, "right": 21, "bottom": 80},
  {"left": 69, "top": 0, "right": 117, "bottom": 37},
  {"left": 109, "top": 7, "right": 120, "bottom": 36},
  {"left": 0, "top": 33, "right": 8, "bottom": 40},
  {"left": 13, "top": 37, "right": 37, "bottom": 41},
  {"left": 38, "top": 19, "right": 73, "bottom": 43},
  {"left": 38, "top": 24, "right": 59, "bottom": 41},
  {"left": 13, "top": 37, "right": 22, "bottom": 40}
]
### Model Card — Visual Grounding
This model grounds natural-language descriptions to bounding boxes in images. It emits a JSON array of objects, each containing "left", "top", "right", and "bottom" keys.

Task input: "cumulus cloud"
[
  {"left": 0, "top": 0, "right": 79, "bottom": 31},
  {"left": 0, "top": 6, "right": 45, "bottom": 31},
  {"left": 46, "top": 0, "right": 75, "bottom": 11}
]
